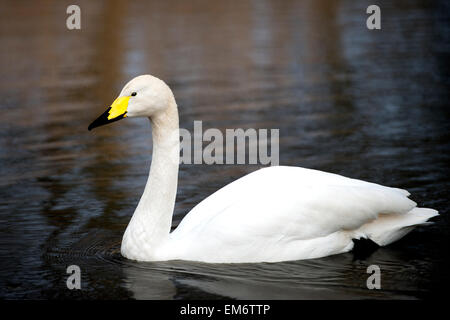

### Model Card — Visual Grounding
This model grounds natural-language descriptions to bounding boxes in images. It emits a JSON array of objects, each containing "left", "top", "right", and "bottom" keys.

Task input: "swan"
[{"left": 88, "top": 74, "right": 439, "bottom": 263}]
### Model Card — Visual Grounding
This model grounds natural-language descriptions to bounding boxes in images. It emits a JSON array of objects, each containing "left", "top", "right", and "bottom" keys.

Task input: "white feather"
[{"left": 160, "top": 166, "right": 436, "bottom": 262}]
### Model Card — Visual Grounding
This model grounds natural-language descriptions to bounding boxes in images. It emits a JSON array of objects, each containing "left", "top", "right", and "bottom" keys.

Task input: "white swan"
[{"left": 88, "top": 75, "right": 439, "bottom": 263}]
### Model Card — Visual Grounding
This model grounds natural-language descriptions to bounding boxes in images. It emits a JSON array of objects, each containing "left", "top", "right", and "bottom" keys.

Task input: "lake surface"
[{"left": 0, "top": 0, "right": 449, "bottom": 299}]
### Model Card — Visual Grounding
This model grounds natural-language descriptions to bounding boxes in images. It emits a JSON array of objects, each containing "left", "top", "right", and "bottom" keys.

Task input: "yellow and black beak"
[{"left": 88, "top": 96, "right": 130, "bottom": 131}]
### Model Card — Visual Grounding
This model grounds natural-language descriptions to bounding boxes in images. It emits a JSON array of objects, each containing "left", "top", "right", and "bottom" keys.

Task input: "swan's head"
[{"left": 88, "top": 75, "right": 172, "bottom": 130}]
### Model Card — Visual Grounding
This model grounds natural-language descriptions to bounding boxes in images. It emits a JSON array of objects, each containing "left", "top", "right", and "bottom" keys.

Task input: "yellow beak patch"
[
  {"left": 88, "top": 95, "right": 130, "bottom": 131},
  {"left": 108, "top": 96, "right": 130, "bottom": 120}
]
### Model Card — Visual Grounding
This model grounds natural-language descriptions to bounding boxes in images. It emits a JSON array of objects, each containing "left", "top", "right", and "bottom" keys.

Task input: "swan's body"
[{"left": 89, "top": 75, "right": 438, "bottom": 263}]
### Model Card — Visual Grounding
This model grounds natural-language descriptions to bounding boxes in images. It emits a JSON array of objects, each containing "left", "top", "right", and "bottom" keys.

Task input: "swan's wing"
[{"left": 169, "top": 166, "right": 416, "bottom": 261}]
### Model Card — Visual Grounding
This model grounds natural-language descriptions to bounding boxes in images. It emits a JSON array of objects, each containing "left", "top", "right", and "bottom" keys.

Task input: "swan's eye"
[{"left": 131, "top": 92, "right": 137, "bottom": 96}]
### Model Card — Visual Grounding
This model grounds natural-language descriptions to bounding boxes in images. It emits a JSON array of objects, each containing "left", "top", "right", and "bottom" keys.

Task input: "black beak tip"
[
  {"left": 88, "top": 108, "right": 126, "bottom": 132},
  {"left": 88, "top": 107, "right": 112, "bottom": 132}
]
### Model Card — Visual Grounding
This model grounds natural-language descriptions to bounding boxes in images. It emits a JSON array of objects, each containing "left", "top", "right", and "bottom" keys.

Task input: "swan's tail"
[{"left": 357, "top": 208, "right": 439, "bottom": 246}]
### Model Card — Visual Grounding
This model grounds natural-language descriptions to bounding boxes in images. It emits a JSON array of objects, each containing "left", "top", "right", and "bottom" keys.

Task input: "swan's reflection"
[
  {"left": 121, "top": 262, "right": 177, "bottom": 300},
  {"left": 121, "top": 247, "right": 421, "bottom": 300}
]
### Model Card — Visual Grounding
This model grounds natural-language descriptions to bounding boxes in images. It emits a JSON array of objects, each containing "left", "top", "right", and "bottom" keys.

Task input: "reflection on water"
[{"left": 0, "top": 0, "right": 449, "bottom": 299}]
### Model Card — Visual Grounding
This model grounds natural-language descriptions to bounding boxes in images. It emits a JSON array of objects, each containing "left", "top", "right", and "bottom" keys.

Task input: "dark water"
[{"left": 0, "top": 0, "right": 449, "bottom": 299}]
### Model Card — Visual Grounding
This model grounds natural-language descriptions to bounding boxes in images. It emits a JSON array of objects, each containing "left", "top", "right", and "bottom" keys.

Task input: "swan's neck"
[{"left": 121, "top": 96, "right": 179, "bottom": 259}]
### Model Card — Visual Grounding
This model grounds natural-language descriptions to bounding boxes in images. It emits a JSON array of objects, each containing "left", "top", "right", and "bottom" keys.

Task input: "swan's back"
[{"left": 162, "top": 166, "right": 437, "bottom": 263}]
